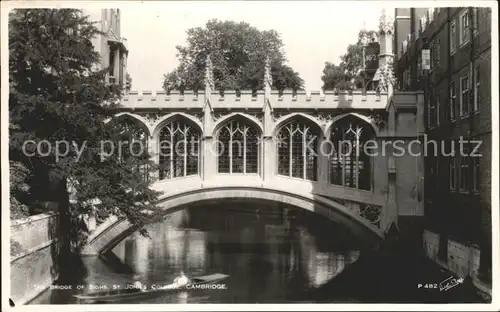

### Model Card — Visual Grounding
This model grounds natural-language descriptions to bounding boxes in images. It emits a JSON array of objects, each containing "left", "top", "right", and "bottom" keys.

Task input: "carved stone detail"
[
  {"left": 368, "top": 111, "right": 387, "bottom": 127},
  {"left": 143, "top": 112, "right": 161, "bottom": 128},
  {"left": 213, "top": 113, "right": 225, "bottom": 122},
  {"left": 264, "top": 57, "right": 272, "bottom": 102},
  {"left": 248, "top": 112, "right": 264, "bottom": 123},
  {"left": 342, "top": 199, "right": 382, "bottom": 228},
  {"left": 373, "top": 63, "right": 395, "bottom": 92},
  {"left": 359, "top": 204, "right": 382, "bottom": 227},
  {"left": 205, "top": 55, "right": 215, "bottom": 94},
  {"left": 191, "top": 112, "right": 204, "bottom": 122},
  {"left": 379, "top": 8, "right": 393, "bottom": 34},
  {"left": 315, "top": 113, "right": 335, "bottom": 125},
  {"left": 272, "top": 112, "right": 286, "bottom": 122}
]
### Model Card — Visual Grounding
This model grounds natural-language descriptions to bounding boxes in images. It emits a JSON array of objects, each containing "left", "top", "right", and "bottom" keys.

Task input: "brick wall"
[{"left": 395, "top": 7, "right": 492, "bottom": 247}]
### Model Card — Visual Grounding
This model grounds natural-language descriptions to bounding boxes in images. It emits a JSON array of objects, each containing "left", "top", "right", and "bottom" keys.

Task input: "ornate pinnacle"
[
  {"left": 264, "top": 56, "right": 272, "bottom": 101},
  {"left": 205, "top": 54, "right": 215, "bottom": 94},
  {"left": 373, "top": 63, "right": 395, "bottom": 92},
  {"left": 379, "top": 8, "right": 393, "bottom": 34}
]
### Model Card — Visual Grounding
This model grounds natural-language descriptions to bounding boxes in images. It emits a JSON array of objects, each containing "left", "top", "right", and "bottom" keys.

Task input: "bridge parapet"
[{"left": 121, "top": 90, "right": 389, "bottom": 110}]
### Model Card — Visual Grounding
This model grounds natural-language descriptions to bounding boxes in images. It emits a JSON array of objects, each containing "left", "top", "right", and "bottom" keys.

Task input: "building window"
[
  {"left": 428, "top": 91, "right": 436, "bottom": 128},
  {"left": 217, "top": 119, "right": 259, "bottom": 174},
  {"left": 417, "top": 54, "right": 422, "bottom": 78},
  {"left": 450, "top": 20, "right": 457, "bottom": 54},
  {"left": 429, "top": 38, "right": 440, "bottom": 70},
  {"left": 428, "top": 7, "right": 435, "bottom": 23},
  {"left": 436, "top": 92, "right": 440, "bottom": 126},
  {"left": 449, "top": 82, "right": 456, "bottom": 120},
  {"left": 405, "top": 69, "right": 411, "bottom": 89},
  {"left": 330, "top": 116, "right": 374, "bottom": 190},
  {"left": 460, "top": 73, "right": 470, "bottom": 116},
  {"left": 429, "top": 42, "right": 434, "bottom": 70},
  {"left": 434, "top": 37, "right": 440, "bottom": 68},
  {"left": 459, "top": 144, "right": 469, "bottom": 192},
  {"left": 474, "top": 66, "right": 480, "bottom": 112},
  {"left": 450, "top": 154, "right": 457, "bottom": 191},
  {"left": 472, "top": 156, "right": 480, "bottom": 192},
  {"left": 159, "top": 120, "right": 200, "bottom": 179},
  {"left": 277, "top": 119, "right": 318, "bottom": 181},
  {"left": 460, "top": 9, "right": 470, "bottom": 46}
]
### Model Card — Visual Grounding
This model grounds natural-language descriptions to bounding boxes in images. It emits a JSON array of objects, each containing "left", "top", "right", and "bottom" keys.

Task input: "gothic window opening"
[
  {"left": 330, "top": 116, "right": 374, "bottom": 190},
  {"left": 159, "top": 120, "right": 200, "bottom": 180},
  {"left": 217, "top": 119, "right": 259, "bottom": 174},
  {"left": 113, "top": 118, "right": 151, "bottom": 183},
  {"left": 276, "top": 120, "right": 318, "bottom": 181}
]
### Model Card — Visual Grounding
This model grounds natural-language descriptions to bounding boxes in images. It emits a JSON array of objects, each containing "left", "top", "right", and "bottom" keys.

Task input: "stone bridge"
[
  {"left": 82, "top": 86, "right": 425, "bottom": 255},
  {"left": 82, "top": 57, "right": 425, "bottom": 255}
]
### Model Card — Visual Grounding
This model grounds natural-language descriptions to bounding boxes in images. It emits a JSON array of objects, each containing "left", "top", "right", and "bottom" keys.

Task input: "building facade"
[
  {"left": 393, "top": 7, "right": 492, "bottom": 291},
  {"left": 84, "top": 8, "right": 129, "bottom": 87}
]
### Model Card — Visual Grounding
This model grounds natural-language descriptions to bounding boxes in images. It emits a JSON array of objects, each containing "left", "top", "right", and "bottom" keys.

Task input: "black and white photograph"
[{"left": 1, "top": 1, "right": 498, "bottom": 310}]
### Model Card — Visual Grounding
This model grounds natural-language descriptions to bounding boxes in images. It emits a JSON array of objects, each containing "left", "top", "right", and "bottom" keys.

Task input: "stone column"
[
  {"left": 202, "top": 137, "right": 216, "bottom": 183},
  {"left": 317, "top": 137, "right": 330, "bottom": 185},
  {"left": 148, "top": 134, "right": 159, "bottom": 181},
  {"left": 262, "top": 136, "right": 275, "bottom": 181},
  {"left": 381, "top": 103, "right": 398, "bottom": 231},
  {"left": 202, "top": 56, "right": 215, "bottom": 183},
  {"left": 113, "top": 47, "right": 120, "bottom": 81},
  {"left": 262, "top": 56, "right": 274, "bottom": 182}
]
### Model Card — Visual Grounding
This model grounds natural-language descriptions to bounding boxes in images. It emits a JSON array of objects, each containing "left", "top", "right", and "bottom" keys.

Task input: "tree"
[
  {"left": 321, "top": 29, "right": 378, "bottom": 91},
  {"left": 9, "top": 9, "right": 159, "bottom": 269},
  {"left": 320, "top": 62, "right": 351, "bottom": 91},
  {"left": 162, "top": 19, "right": 304, "bottom": 92},
  {"left": 340, "top": 29, "right": 378, "bottom": 78}
]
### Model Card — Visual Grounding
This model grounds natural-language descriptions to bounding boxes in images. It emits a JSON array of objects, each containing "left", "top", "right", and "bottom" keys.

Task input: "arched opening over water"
[{"left": 103, "top": 200, "right": 364, "bottom": 301}]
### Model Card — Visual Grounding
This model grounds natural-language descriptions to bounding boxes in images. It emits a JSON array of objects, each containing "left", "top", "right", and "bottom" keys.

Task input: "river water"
[{"left": 31, "top": 201, "right": 487, "bottom": 304}]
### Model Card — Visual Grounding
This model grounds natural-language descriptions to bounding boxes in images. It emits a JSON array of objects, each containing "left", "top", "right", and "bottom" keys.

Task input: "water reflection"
[{"left": 34, "top": 202, "right": 364, "bottom": 303}]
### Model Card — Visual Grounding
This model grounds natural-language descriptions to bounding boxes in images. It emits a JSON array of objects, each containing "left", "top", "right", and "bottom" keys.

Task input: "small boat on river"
[{"left": 73, "top": 273, "right": 229, "bottom": 303}]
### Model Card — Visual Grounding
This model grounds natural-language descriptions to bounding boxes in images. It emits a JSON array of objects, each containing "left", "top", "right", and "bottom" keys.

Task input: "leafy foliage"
[
  {"left": 9, "top": 9, "right": 159, "bottom": 243},
  {"left": 9, "top": 160, "right": 31, "bottom": 219},
  {"left": 162, "top": 19, "right": 304, "bottom": 92},
  {"left": 321, "top": 30, "right": 378, "bottom": 91}
]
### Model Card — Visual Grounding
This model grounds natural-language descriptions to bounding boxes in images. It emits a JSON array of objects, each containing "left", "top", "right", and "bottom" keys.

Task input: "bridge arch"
[
  {"left": 84, "top": 186, "right": 384, "bottom": 256},
  {"left": 324, "top": 112, "right": 379, "bottom": 138},
  {"left": 112, "top": 112, "right": 152, "bottom": 137},
  {"left": 213, "top": 112, "right": 264, "bottom": 136},
  {"left": 152, "top": 112, "right": 204, "bottom": 139},
  {"left": 273, "top": 112, "right": 323, "bottom": 137}
]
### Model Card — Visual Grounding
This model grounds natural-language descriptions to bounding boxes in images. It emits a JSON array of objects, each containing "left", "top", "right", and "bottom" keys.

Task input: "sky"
[{"left": 120, "top": 1, "right": 394, "bottom": 92}]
